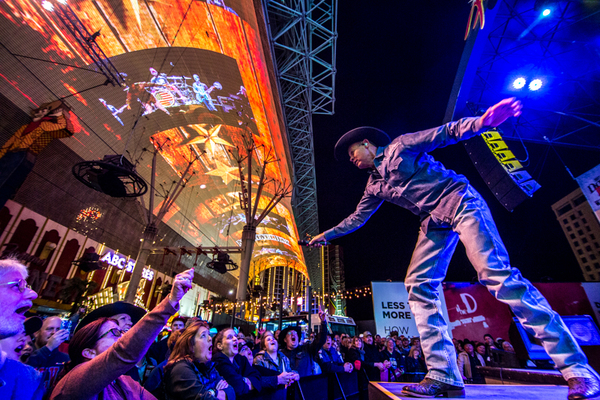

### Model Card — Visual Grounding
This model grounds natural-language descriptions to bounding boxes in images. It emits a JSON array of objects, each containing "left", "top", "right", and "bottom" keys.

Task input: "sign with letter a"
[{"left": 371, "top": 281, "right": 450, "bottom": 338}]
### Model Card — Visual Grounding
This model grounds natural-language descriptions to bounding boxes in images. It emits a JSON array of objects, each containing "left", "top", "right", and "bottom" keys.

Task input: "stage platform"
[{"left": 369, "top": 382, "right": 568, "bottom": 400}]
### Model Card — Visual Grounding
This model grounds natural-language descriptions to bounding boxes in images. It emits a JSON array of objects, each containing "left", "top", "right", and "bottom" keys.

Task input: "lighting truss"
[
  {"left": 53, "top": 0, "right": 125, "bottom": 87},
  {"left": 263, "top": 0, "right": 338, "bottom": 290}
]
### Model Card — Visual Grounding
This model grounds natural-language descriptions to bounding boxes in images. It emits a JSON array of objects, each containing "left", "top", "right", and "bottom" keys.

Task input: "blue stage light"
[
  {"left": 513, "top": 77, "right": 526, "bottom": 89},
  {"left": 542, "top": 9, "right": 551, "bottom": 17},
  {"left": 529, "top": 79, "right": 543, "bottom": 91}
]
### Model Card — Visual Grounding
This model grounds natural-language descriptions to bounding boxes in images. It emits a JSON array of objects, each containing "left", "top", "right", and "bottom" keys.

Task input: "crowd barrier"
[{"left": 289, "top": 371, "right": 360, "bottom": 400}]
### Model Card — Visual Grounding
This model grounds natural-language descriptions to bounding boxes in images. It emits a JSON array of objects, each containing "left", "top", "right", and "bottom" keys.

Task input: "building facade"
[
  {"left": 552, "top": 188, "right": 600, "bottom": 281},
  {"left": 0, "top": 0, "right": 311, "bottom": 316}
]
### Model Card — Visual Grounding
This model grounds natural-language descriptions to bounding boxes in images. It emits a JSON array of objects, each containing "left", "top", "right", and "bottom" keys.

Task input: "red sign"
[{"left": 443, "top": 282, "right": 513, "bottom": 343}]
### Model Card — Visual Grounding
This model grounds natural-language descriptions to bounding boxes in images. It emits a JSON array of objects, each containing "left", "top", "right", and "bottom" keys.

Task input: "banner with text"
[
  {"left": 576, "top": 164, "right": 600, "bottom": 224},
  {"left": 443, "top": 282, "right": 514, "bottom": 342},
  {"left": 371, "top": 281, "right": 450, "bottom": 338}
]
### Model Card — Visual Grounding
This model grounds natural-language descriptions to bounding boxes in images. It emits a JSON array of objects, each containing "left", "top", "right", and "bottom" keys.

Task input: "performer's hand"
[
  {"left": 480, "top": 97, "right": 522, "bottom": 128},
  {"left": 308, "top": 233, "right": 327, "bottom": 247}
]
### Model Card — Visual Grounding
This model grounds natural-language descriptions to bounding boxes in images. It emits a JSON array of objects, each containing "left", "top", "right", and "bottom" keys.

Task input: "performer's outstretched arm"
[
  {"left": 310, "top": 191, "right": 383, "bottom": 245},
  {"left": 395, "top": 97, "right": 522, "bottom": 154}
]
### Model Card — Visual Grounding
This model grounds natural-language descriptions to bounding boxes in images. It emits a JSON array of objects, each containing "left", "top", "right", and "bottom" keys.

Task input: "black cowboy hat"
[
  {"left": 334, "top": 126, "right": 391, "bottom": 161},
  {"left": 24, "top": 316, "right": 43, "bottom": 337},
  {"left": 75, "top": 301, "right": 146, "bottom": 333},
  {"left": 278, "top": 325, "right": 302, "bottom": 348}
]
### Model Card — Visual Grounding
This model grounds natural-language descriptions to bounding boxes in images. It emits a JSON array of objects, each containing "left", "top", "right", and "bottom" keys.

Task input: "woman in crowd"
[
  {"left": 346, "top": 336, "right": 364, "bottom": 367},
  {"left": 502, "top": 341, "right": 515, "bottom": 353},
  {"left": 253, "top": 331, "right": 298, "bottom": 399},
  {"left": 213, "top": 328, "right": 262, "bottom": 398},
  {"left": 164, "top": 321, "right": 233, "bottom": 400},
  {"left": 380, "top": 337, "right": 404, "bottom": 382},
  {"left": 347, "top": 337, "right": 370, "bottom": 400},
  {"left": 457, "top": 340, "right": 486, "bottom": 384},
  {"left": 404, "top": 345, "right": 427, "bottom": 383},
  {"left": 50, "top": 269, "right": 194, "bottom": 400}
]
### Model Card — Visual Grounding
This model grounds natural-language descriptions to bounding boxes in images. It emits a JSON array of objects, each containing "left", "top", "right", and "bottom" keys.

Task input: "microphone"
[{"left": 298, "top": 239, "right": 330, "bottom": 247}]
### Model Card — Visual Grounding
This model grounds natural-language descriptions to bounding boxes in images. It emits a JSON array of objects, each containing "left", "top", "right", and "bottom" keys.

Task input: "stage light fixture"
[
  {"left": 529, "top": 79, "right": 543, "bottom": 91},
  {"left": 42, "top": 0, "right": 54, "bottom": 11},
  {"left": 542, "top": 8, "right": 551, "bottom": 16},
  {"left": 512, "top": 77, "right": 526, "bottom": 90},
  {"left": 206, "top": 251, "right": 238, "bottom": 274}
]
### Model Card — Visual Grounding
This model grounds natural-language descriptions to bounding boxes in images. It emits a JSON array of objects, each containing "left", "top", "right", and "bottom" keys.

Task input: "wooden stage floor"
[{"left": 369, "top": 382, "right": 569, "bottom": 400}]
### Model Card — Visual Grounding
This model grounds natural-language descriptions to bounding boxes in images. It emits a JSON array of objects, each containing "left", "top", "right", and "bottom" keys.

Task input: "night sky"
[{"left": 310, "top": 0, "right": 600, "bottom": 319}]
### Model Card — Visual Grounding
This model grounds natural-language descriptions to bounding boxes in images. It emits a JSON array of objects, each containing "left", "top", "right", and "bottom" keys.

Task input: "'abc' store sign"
[{"left": 100, "top": 251, "right": 154, "bottom": 281}]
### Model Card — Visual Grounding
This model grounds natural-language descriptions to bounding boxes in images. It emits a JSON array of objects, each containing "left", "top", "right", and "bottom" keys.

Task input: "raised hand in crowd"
[
  {"left": 169, "top": 268, "right": 194, "bottom": 307},
  {"left": 45, "top": 329, "right": 69, "bottom": 352}
]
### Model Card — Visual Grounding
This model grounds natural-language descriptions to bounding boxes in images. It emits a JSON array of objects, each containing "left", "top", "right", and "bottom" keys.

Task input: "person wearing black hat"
[
  {"left": 309, "top": 98, "right": 600, "bottom": 399},
  {"left": 50, "top": 268, "right": 194, "bottom": 400},
  {"left": 75, "top": 301, "right": 147, "bottom": 334},
  {"left": 74, "top": 300, "right": 156, "bottom": 385},
  {"left": 279, "top": 311, "right": 328, "bottom": 378}
]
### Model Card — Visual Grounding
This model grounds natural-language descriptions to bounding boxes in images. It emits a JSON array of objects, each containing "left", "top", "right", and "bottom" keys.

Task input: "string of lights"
[{"left": 199, "top": 285, "right": 373, "bottom": 313}]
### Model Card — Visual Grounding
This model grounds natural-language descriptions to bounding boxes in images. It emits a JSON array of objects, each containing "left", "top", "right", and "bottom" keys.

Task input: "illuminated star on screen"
[
  {"left": 206, "top": 160, "right": 239, "bottom": 185},
  {"left": 184, "top": 125, "right": 233, "bottom": 156}
]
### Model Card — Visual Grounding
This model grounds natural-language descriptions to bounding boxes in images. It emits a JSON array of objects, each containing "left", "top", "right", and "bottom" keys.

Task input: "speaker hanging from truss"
[{"left": 72, "top": 155, "right": 147, "bottom": 197}]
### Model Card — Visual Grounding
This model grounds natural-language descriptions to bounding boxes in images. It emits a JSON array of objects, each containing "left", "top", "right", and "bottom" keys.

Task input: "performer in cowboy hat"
[{"left": 310, "top": 98, "right": 599, "bottom": 399}]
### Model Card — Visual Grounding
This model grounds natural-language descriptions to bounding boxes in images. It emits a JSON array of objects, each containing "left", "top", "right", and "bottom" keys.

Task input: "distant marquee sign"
[{"left": 100, "top": 250, "right": 154, "bottom": 280}]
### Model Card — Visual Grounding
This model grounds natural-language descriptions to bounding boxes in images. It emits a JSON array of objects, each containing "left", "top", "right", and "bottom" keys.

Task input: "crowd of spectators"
[{"left": 0, "top": 258, "right": 526, "bottom": 400}]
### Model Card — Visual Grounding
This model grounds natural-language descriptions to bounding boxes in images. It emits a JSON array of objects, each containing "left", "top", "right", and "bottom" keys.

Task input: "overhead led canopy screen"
[{"left": 0, "top": 0, "right": 307, "bottom": 278}]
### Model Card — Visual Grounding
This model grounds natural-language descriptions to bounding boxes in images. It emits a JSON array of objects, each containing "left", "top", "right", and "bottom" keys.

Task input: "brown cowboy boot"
[
  {"left": 401, "top": 377, "right": 466, "bottom": 398},
  {"left": 568, "top": 377, "right": 600, "bottom": 400}
]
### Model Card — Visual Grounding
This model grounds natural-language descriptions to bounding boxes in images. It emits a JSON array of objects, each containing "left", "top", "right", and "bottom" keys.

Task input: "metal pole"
[
  {"left": 258, "top": 294, "right": 264, "bottom": 330},
  {"left": 124, "top": 228, "right": 155, "bottom": 304},
  {"left": 236, "top": 225, "right": 256, "bottom": 301},
  {"left": 231, "top": 303, "right": 236, "bottom": 329},
  {"left": 334, "top": 373, "right": 347, "bottom": 400},
  {"left": 307, "top": 286, "right": 312, "bottom": 333},
  {"left": 278, "top": 288, "right": 284, "bottom": 330}
]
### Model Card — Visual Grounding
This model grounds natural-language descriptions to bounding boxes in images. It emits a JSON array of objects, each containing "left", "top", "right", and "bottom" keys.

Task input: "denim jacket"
[{"left": 323, "top": 117, "right": 485, "bottom": 240}]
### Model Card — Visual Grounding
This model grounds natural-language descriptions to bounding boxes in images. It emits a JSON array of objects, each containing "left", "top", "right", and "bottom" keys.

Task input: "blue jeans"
[{"left": 404, "top": 186, "right": 596, "bottom": 387}]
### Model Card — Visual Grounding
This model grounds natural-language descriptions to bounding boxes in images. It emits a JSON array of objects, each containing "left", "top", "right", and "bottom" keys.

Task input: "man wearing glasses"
[{"left": 0, "top": 258, "right": 44, "bottom": 399}]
